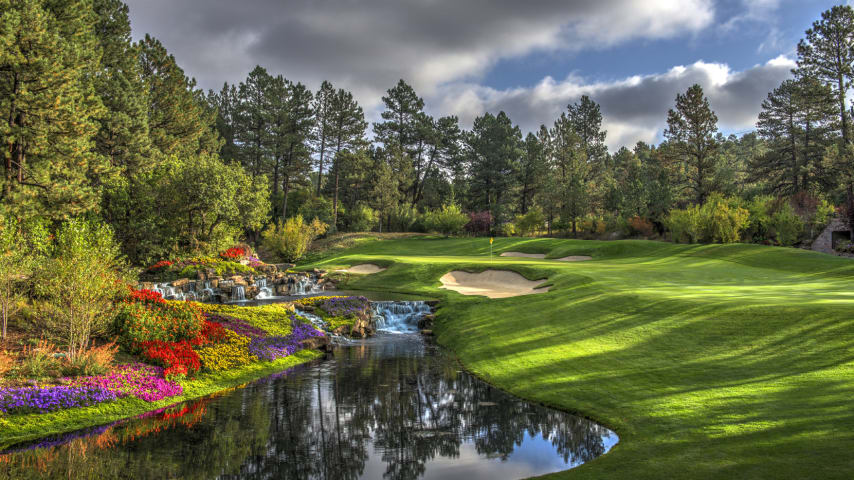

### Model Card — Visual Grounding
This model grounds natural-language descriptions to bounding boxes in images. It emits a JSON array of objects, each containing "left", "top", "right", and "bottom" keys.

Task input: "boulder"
[
  {"left": 209, "top": 279, "right": 219, "bottom": 289},
  {"left": 420, "top": 329, "right": 434, "bottom": 336},
  {"left": 301, "top": 305, "right": 316, "bottom": 313},
  {"left": 245, "top": 286, "right": 259, "bottom": 299},
  {"left": 300, "top": 336, "right": 332, "bottom": 352},
  {"left": 139, "top": 282, "right": 154, "bottom": 290},
  {"left": 172, "top": 278, "right": 190, "bottom": 287},
  {"left": 276, "top": 284, "right": 290, "bottom": 295},
  {"left": 230, "top": 275, "right": 248, "bottom": 286},
  {"left": 425, "top": 300, "right": 440, "bottom": 307},
  {"left": 418, "top": 314, "right": 435, "bottom": 330}
]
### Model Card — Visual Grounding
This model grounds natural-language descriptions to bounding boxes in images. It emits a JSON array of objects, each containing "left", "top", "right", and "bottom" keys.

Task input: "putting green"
[{"left": 306, "top": 237, "right": 854, "bottom": 479}]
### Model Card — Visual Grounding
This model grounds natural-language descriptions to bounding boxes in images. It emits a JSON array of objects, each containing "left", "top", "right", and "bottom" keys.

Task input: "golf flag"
[{"left": 490, "top": 237, "right": 493, "bottom": 244}]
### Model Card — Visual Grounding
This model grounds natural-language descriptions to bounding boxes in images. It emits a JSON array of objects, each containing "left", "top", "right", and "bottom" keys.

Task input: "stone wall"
[{"left": 812, "top": 216, "right": 850, "bottom": 255}]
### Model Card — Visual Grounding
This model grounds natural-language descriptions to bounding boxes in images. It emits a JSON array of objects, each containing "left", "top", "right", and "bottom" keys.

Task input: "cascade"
[
  {"left": 200, "top": 281, "right": 214, "bottom": 300},
  {"left": 292, "top": 276, "right": 323, "bottom": 296},
  {"left": 372, "top": 301, "right": 432, "bottom": 333},
  {"left": 294, "top": 309, "right": 349, "bottom": 345},
  {"left": 231, "top": 285, "right": 246, "bottom": 302},
  {"left": 255, "top": 278, "right": 274, "bottom": 299}
]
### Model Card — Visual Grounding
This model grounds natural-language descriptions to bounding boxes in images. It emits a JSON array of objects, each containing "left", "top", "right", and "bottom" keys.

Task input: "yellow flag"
[{"left": 489, "top": 237, "right": 493, "bottom": 244}]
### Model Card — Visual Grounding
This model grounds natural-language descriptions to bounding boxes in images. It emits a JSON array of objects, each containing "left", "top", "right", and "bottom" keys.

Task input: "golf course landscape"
[{"left": 305, "top": 235, "right": 854, "bottom": 479}]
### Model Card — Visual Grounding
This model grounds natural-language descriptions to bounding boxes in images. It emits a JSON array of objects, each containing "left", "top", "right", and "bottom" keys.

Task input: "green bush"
[
  {"left": 666, "top": 208, "right": 700, "bottom": 243},
  {"left": 770, "top": 203, "right": 804, "bottom": 246},
  {"left": 262, "top": 215, "right": 329, "bottom": 263},
  {"left": 698, "top": 196, "right": 749, "bottom": 243},
  {"left": 423, "top": 204, "right": 469, "bottom": 236},
  {"left": 298, "top": 195, "right": 334, "bottom": 226},
  {"left": 515, "top": 208, "right": 545, "bottom": 237},
  {"left": 343, "top": 203, "right": 380, "bottom": 232}
]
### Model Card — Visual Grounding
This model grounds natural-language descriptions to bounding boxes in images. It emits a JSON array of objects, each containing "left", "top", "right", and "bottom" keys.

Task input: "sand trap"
[
  {"left": 499, "top": 252, "right": 546, "bottom": 258},
  {"left": 557, "top": 255, "right": 592, "bottom": 262},
  {"left": 337, "top": 264, "right": 387, "bottom": 274},
  {"left": 439, "top": 270, "right": 549, "bottom": 299}
]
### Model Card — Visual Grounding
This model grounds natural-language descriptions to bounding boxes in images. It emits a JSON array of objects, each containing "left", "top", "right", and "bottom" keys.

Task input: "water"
[
  {"left": 232, "top": 285, "right": 246, "bottom": 302},
  {"left": 293, "top": 275, "right": 324, "bottom": 296},
  {"left": 373, "top": 301, "right": 432, "bottom": 333},
  {"left": 0, "top": 334, "right": 617, "bottom": 480}
]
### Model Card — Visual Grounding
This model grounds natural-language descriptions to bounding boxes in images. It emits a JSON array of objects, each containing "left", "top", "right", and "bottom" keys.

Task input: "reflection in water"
[{"left": 0, "top": 334, "right": 616, "bottom": 480}]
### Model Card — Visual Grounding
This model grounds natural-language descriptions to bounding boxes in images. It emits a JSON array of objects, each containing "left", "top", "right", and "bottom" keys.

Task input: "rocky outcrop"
[{"left": 139, "top": 269, "right": 332, "bottom": 302}]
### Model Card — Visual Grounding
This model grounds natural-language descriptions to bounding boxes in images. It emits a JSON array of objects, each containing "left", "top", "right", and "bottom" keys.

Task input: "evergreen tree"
[
  {"left": 567, "top": 95, "right": 608, "bottom": 171},
  {"left": 518, "top": 132, "right": 546, "bottom": 214},
  {"left": 275, "top": 82, "right": 314, "bottom": 220},
  {"left": 664, "top": 84, "right": 720, "bottom": 204},
  {"left": 234, "top": 66, "right": 273, "bottom": 179},
  {"left": 138, "top": 35, "right": 221, "bottom": 158},
  {"left": 796, "top": 5, "right": 854, "bottom": 214},
  {"left": 208, "top": 82, "right": 239, "bottom": 164},
  {"left": 326, "top": 88, "right": 367, "bottom": 229},
  {"left": 92, "top": 0, "right": 151, "bottom": 173},
  {"left": 465, "top": 112, "right": 522, "bottom": 227},
  {"left": 312, "top": 80, "right": 335, "bottom": 195},
  {"left": 0, "top": 0, "right": 110, "bottom": 221}
]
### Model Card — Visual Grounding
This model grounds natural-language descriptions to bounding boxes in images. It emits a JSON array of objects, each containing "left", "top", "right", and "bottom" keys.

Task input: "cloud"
[
  {"left": 125, "top": 0, "right": 714, "bottom": 101},
  {"left": 434, "top": 57, "right": 796, "bottom": 150}
]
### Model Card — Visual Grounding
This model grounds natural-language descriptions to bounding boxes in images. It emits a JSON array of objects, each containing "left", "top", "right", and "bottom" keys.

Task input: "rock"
[
  {"left": 273, "top": 263, "right": 294, "bottom": 272},
  {"left": 333, "top": 325, "right": 349, "bottom": 336},
  {"left": 300, "top": 336, "right": 332, "bottom": 352},
  {"left": 230, "top": 275, "right": 248, "bottom": 286},
  {"left": 276, "top": 284, "right": 290, "bottom": 295},
  {"left": 210, "top": 279, "right": 219, "bottom": 289},
  {"left": 301, "top": 305, "right": 316, "bottom": 313},
  {"left": 139, "top": 282, "right": 154, "bottom": 290},
  {"left": 420, "top": 329, "right": 434, "bottom": 336},
  {"left": 425, "top": 300, "right": 440, "bottom": 307},
  {"left": 172, "top": 278, "right": 190, "bottom": 287},
  {"left": 418, "top": 314, "right": 435, "bottom": 330},
  {"left": 196, "top": 271, "right": 206, "bottom": 281},
  {"left": 246, "top": 286, "right": 259, "bottom": 299}
]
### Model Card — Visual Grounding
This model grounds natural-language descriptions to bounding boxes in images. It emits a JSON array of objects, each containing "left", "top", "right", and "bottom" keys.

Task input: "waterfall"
[
  {"left": 292, "top": 276, "right": 323, "bottom": 296},
  {"left": 255, "top": 278, "right": 274, "bottom": 299},
  {"left": 200, "top": 281, "right": 214, "bottom": 300},
  {"left": 372, "top": 301, "right": 432, "bottom": 334},
  {"left": 231, "top": 285, "right": 246, "bottom": 302}
]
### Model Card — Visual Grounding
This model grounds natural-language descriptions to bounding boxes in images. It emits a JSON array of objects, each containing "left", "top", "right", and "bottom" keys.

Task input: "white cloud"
[{"left": 432, "top": 57, "right": 796, "bottom": 150}]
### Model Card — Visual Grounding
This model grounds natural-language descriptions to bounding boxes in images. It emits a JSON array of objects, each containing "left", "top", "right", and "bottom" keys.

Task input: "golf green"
[{"left": 305, "top": 236, "right": 854, "bottom": 479}]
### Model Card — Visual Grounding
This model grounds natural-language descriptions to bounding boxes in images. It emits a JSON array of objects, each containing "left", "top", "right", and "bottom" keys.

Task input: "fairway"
[{"left": 306, "top": 236, "right": 854, "bottom": 479}]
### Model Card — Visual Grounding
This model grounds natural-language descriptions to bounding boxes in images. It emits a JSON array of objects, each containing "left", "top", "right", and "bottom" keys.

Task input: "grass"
[{"left": 302, "top": 235, "right": 854, "bottom": 479}]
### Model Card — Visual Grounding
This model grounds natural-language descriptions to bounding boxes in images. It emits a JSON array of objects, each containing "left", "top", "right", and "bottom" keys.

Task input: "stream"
[{"left": 0, "top": 302, "right": 617, "bottom": 480}]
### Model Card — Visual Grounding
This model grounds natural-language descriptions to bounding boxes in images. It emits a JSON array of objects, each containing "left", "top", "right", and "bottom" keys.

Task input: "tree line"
[{"left": 3, "top": 1, "right": 854, "bottom": 266}]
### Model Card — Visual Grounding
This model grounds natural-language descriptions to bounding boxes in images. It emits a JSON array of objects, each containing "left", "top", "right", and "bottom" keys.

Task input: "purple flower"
[
  {"left": 248, "top": 321, "right": 324, "bottom": 361},
  {"left": 0, "top": 385, "right": 121, "bottom": 414},
  {"left": 204, "top": 313, "right": 267, "bottom": 338}
]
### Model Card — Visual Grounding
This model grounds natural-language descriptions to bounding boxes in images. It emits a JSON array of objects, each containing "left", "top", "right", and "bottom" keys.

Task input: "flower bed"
[
  {"left": 0, "top": 385, "right": 121, "bottom": 415},
  {"left": 115, "top": 289, "right": 204, "bottom": 345},
  {"left": 67, "top": 364, "right": 183, "bottom": 402},
  {"left": 195, "top": 330, "right": 255, "bottom": 372},
  {"left": 248, "top": 320, "right": 324, "bottom": 361}
]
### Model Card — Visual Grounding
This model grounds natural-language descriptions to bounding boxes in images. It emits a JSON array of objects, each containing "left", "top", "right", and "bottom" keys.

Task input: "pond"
[{"left": 0, "top": 320, "right": 617, "bottom": 479}]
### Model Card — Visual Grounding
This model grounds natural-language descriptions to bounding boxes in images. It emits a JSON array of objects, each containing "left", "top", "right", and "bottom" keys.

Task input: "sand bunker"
[
  {"left": 499, "top": 252, "right": 546, "bottom": 258},
  {"left": 557, "top": 255, "right": 592, "bottom": 262},
  {"left": 338, "top": 264, "right": 387, "bottom": 274},
  {"left": 439, "top": 270, "right": 549, "bottom": 298}
]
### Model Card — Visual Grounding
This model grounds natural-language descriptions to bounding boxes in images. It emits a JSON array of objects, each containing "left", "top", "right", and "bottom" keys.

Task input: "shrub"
[
  {"left": 114, "top": 295, "right": 204, "bottom": 346},
  {"left": 345, "top": 203, "right": 380, "bottom": 232},
  {"left": 0, "top": 350, "right": 12, "bottom": 377},
  {"left": 262, "top": 215, "right": 329, "bottom": 263},
  {"left": 666, "top": 208, "right": 700, "bottom": 243},
  {"left": 499, "top": 222, "right": 516, "bottom": 237},
  {"left": 698, "top": 196, "right": 749, "bottom": 243},
  {"left": 465, "top": 211, "right": 493, "bottom": 235},
  {"left": 20, "top": 341, "right": 62, "bottom": 378},
  {"left": 219, "top": 247, "right": 245, "bottom": 260},
  {"left": 196, "top": 330, "right": 255, "bottom": 372},
  {"left": 423, "top": 204, "right": 469, "bottom": 236},
  {"left": 515, "top": 208, "right": 545, "bottom": 237},
  {"left": 388, "top": 203, "right": 419, "bottom": 232},
  {"left": 769, "top": 203, "right": 804, "bottom": 246},
  {"left": 63, "top": 342, "right": 118, "bottom": 377},
  {"left": 32, "top": 219, "right": 129, "bottom": 360},
  {"left": 139, "top": 340, "right": 201, "bottom": 379},
  {"left": 627, "top": 216, "right": 655, "bottom": 237}
]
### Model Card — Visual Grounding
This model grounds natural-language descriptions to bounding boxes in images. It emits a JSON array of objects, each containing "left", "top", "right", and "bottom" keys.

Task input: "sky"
[{"left": 124, "top": 0, "right": 844, "bottom": 151}]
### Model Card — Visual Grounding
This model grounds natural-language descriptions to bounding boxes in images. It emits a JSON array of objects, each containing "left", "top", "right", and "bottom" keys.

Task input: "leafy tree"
[
  {"left": 423, "top": 204, "right": 468, "bottom": 236},
  {"left": 33, "top": 219, "right": 128, "bottom": 359},
  {"left": 664, "top": 84, "right": 720, "bottom": 204},
  {"left": 0, "top": 0, "right": 110, "bottom": 221}
]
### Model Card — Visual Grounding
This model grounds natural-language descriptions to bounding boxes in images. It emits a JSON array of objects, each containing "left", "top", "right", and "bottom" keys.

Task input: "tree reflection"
[{"left": 0, "top": 336, "right": 613, "bottom": 480}]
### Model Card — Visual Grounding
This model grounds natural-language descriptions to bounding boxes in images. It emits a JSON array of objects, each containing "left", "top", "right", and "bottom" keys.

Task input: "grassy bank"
[
  {"left": 304, "top": 236, "right": 854, "bottom": 479},
  {"left": 0, "top": 349, "right": 320, "bottom": 449}
]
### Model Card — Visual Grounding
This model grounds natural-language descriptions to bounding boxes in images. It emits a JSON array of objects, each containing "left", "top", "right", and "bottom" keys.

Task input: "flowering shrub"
[
  {"left": 465, "top": 211, "right": 493, "bottom": 235},
  {"left": 199, "top": 320, "right": 228, "bottom": 343},
  {"left": 219, "top": 247, "right": 245, "bottom": 260},
  {"left": 138, "top": 340, "right": 201, "bottom": 379},
  {"left": 195, "top": 330, "right": 255, "bottom": 372},
  {"left": 248, "top": 321, "right": 324, "bottom": 361},
  {"left": 115, "top": 292, "right": 204, "bottom": 345},
  {"left": 0, "top": 385, "right": 121, "bottom": 414},
  {"left": 147, "top": 260, "right": 173, "bottom": 272},
  {"left": 204, "top": 313, "right": 267, "bottom": 338}
]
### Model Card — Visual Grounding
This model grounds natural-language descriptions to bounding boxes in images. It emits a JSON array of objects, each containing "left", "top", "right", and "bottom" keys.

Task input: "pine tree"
[
  {"left": 234, "top": 66, "right": 273, "bottom": 179},
  {"left": 465, "top": 111, "right": 522, "bottom": 226},
  {"left": 326, "top": 88, "right": 367, "bottom": 229},
  {"left": 664, "top": 84, "right": 720, "bottom": 204},
  {"left": 92, "top": 0, "right": 151, "bottom": 173},
  {"left": 796, "top": 5, "right": 854, "bottom": 215},
  {"left": 518, "top": 132, "right": 546, "bottom": 214},
  {"left": 274, "top": 81, "right": 314, "bottom": 220},
  {"left": 138, "top": 35, "right": 220, "bottom": 158},
  {"left": 0, "top": 0, "right": 110, "bottom": 221},
  {"left": 312, "top": 80, "right": 335, "bottom": 195},
  {"left": 567, "top": 95, "right": 608, "bottom": 170}
]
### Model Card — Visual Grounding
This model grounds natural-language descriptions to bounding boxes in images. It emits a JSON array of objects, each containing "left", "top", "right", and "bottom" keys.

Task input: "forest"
[{"left": 3, "top": 1, "right": 854, "bottom": 267}]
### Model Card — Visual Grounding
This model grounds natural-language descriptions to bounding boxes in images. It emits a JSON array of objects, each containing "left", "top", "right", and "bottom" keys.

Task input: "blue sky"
[{"left": 126, "top": 0, "right": 845, "bottom": 150}]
